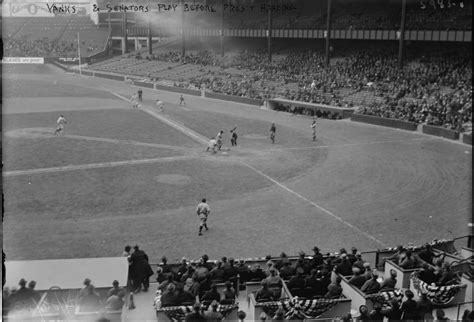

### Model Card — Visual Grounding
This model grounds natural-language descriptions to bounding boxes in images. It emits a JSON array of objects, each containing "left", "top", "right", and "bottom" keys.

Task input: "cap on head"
[
  {"left": 202, "top": 198, "right": 206, "bottom": 203},
  {"left": 19, "top": 279, "right": 27, "bottom": 286},
  {"left": 28, "top": 280, "right": 36, "bottom": 288},
  {"left": 84, "top": 278, "right": 91, "bottom": 286}
]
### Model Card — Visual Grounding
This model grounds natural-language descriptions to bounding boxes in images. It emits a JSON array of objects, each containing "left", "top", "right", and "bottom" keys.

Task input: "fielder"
[
  {"left": 196, "top": 198, "right": 210, "bottom": 236},
  {"left": 206, "top": 137, "right": 217, "bottom": 153},
  {"left": 156, "top": 99, "right": 164, "bottom": 112},
  {"left": 270, "top": 123, "right": 276, "bottom": 144},
  {"left": 230, "top": 127, "right": 238, "bottom": 146},
  {"left": 179, "top": 95, "right": 186, "bottom": 106},
  {"left": 54, "top": 115, "right": 67, "bottom": 135},
  {"left": 311, "top": 119, "right": 317, "bottom": 141},
  {"left": 216, "top": 130, "right": 224, "bottom": 150},
  {"left": 131, "top": 93, "right": 139, "bottom": 108}
]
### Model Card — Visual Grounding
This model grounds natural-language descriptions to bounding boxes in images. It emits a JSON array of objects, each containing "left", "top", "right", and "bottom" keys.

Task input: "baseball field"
[{"left": 2, "top": 64, "right": 472, "bottom": 263}]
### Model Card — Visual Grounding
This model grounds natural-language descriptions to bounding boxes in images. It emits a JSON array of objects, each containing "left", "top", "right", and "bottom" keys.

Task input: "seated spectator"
[
  {"left": 348, "top": 267, "right": 366, "bottom": 289},
  {"left": 380, "top": 269, "right": 397, "bottom": 291},
  {"left": 418, "top": 244, "right": 444, "bottom": 267},
  {"left": 159, "top": 274, "right": 175, "bottom": 292},
  {"left": 185, "top": 303, "right": 205, "bottom": 322},
  {"left": 310, "top": 247, "right": 324, "bottom": 269},
  {"left": 255, "top": 280, "right": 274, "bottom": 302},
  {"left": 304, "top": 269, "right": 319, "bottom": 289},
  {"left": 385, "top": 246, "right": 405, "bottom": 265},
  {"left": 78, "top": 284, "right": 101, "bottom": 312},
  {"left": 236, "top": 259, "right": 251, "bottom": 287},
  {"left": 223, "top": 258, "right": 239, "bottom": 286},
  {"left": 223, "top": 280, "right": 236, "bottom": 300},
  {"left": 194, "top": 261, "right": 210, "bottom": 283},
  {"left": 107, "top": 280, "right": 122, "bottom": 297},
  {"left": 399, "top": 250, "right": 417, "bottom": 269},
  {"left": 279, "top": 261, "right": 295, "bottom": 280},
  {"left": 437, "top": 262, "right": 459, "bottom": 286},
  {"left": 325, "top": 276, "right": 343, "bottom": 299},
  {"left": 363, "top": 263, "right": 373, "bottom": 280},
  {"left": 176, "top": 257, "right": 189, "bottom": 281},
  {"left": 265, "top": 268, "right": 283, "bottom": 297},
  {"left": 249, "top": 264, "right": 266, "bottom": 281},
  {"left": 181, "top": 265, "right": 196, "bottom": 283},
  {"left": 400, "top": 290, "right": 418, "bottom": 320},
  {"left": 288, "top": 267, "right": 306, "bottom": 290},
  {"left": 175, "top": 282, "right": 196, "bottom": 305},
  {"left": 348, "top": 247, "right": 358, "bottom": 265},
  {"left": 276, "top": 252, "right": 290, "bottom": 271},
  {"left": 335, "top": 254, "right": 353, "bottom": 276},
  {"left": 295, "top": 251, "right": 310, "bottom": 274},
  {"left": 27, "top": 280, "right": 41, "bottom": 305},
  {"left": 201, "top": 254, "right": 214, "bottom": 271},
  {"left": 160, "top": 256, "right": 173, "bottom": 278},
  {"left": 184, "top": 277, "right": 200, "bottom": 297},
  {"left": 203, "top": 300, "right": 223, "bottom": 321},
  {"left": 352, "top": 253, "right": 366, "bottom": 273},
  {"left": 161, "top": 283, "right": 179, "bottom": 307},
  {"left": 201, "top": 283, "right": 221, "bottom": 303},
  {"left": 357, "top": 305, "right": 370, "bottom": 322},
  {"left": 209, "top": 260, "right": 225, "bottom": 282},
  {"left": 105, "top": 290, "right": 125, "bottom": 311},
  {"left": 368, "top": 303, "right": 384, "bottom": 321},
  {"left": 360, "top": 273, "right": 380, "bottom": 295}
]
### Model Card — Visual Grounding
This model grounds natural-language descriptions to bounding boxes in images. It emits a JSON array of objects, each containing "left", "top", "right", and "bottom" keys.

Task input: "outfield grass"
[{"left": 3, "top": 65, "right": 471, "bottom": 262}]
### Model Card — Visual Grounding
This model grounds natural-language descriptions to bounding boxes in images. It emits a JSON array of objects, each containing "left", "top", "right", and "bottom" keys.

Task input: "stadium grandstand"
[{"left": 2, "top": 0, "right": 473, "bottom": 320}]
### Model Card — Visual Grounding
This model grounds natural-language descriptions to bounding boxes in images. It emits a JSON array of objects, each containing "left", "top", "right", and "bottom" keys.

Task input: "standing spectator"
[
  {"left": 122, "top": 245, "right": 132, "bottom": 257},
  {"left": 79, "top": 278, "right": 92, "bottom": 300},
  {"left": 129, "top": 245, "right": 153, "bottom": 293},
  {"left": 310, "top": 246, "right": 324, "bottom": 269},
  {"left": 223, "top": 280, "right": 236, "bottom": 300},
  {"left": 177, "top": 257, "right": 189, "bottom": 281},
  {"left": 236, "top": 260, "right": 250, "bottom": 287},
  {"left": 185, "top": 303, "right": 205, "bottom": 322},
  {"left": 399, "top": 250, "right": 417, "bottom": 269},
  {"left": 400, "top": 290, "right": 418, "bottom": 320},
  {"left": 417, "top": 293, "right": 433, "bottom": 319},
  {"left": 223, "top": 258, "right": 239, "bottom": 285},
  {"left": 210, "top": 260, "right": 226, "bottom": 282}
]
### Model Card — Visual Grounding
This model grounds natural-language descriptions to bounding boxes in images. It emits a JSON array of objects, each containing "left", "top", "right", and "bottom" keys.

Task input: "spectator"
[
  {"left": 105, "top": 290, "right": 125, "bottom": 311},
  {"left": 129, "top": 245, "right": 153, "bottom": 293},
  {"left": 161, "top": 283, "right": 179, "bottom": 307},
  {"left": 185, "top": 303, "right": 205, "bottom": 322},
  {"left": 325, "top": 276, "right": 343, "bottom": 299},
  {"left": 380, "top": 269, "right": 397, "bottom": 291},
  {"left": 177, "top": 257, "right": 189, "bottom": 281},
  {"left": 27, "top": 280, "right": 41, "bottom": 305},
  {"left": 381, "top": 298, "right": 403, "bottom": 321},
  {"left": 107, "top": 280, "right": 122, "bottom": 298},
  {"left": 368, "top": 303, "right": 384, "bottom": 321},
  {"left": 79, "top": 278, "right": 92, "bottom": 300},
  {"left": 122, "top": 245, "right": 132, "bottom": 257},
  {"left": 255, "top": 280, "right": 274, "bottom": 302},
  {"left": 417, "top": 293, "right": 434, "bottom": 319},
  {"left": 400, "top": 290, "right": 418, "bottom": 320},
  {"left": 78, "top": 284, "right": 101, "bottom": 312},
  {"left": 175, "top": 282, "right": 196, "bottom": 305},
  {"left": 288, "top": 267, "right": 306, "bottom": 290},
  {"left": 203, "top": 300, "right": 223, "bottom": 321},
  {"left": 236, "top": 260, "right": 251, "bottom": 287},
  {"left": 348, "top": 267, "right": 366, "bottom": 289},
  {"left": 435, "top": 309, "right": 449, "bottom": 321},
  {"left": 360, "top": 273, "right": 380, "bottom": 295},
  {"left": 352, "top": 253, "right": 366, "bottom": 273},
  {"left": 210, "top": 260, "right": 226, "bottom": 282},
  {"left": 201, "top": 283, "right": 221, "bottom": 303},
  {"left": 223, "top": 280, "right": 236, "bottom": 300},
  {"left": 310, "top": 246, "right": 324, "bottom": 269},
  {"left": 357, "top": 305, "right": 370, "bottom": 322}
]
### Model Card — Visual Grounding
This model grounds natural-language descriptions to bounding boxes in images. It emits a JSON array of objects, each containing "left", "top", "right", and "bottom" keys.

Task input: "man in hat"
[
  {"left": 129, "top": 245, "right": 153, "bottom": 293},
  {"left": 360, "top": 272, "right": 381, "bottom": 295},
  {"left": 196, "top": 198, "right": 210, "bottom": 236},
  {"left": 310, "top": 246, "right": 324, "bottom": 269},
  {"left": 288, "top": 267, "right": 306, "bottom": 290},
  {"left": 348, "top": 267, "right": 366, "bottom": 289},
  {"left": 107, "top": 280, "right": 122, "bottom": 297},
  {"left": 203, "top": 300, "right": 224, "bottom": 321}
]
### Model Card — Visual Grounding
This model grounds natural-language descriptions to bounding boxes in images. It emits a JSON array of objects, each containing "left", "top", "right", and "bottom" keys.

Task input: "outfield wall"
[
  {"left": 204, "top": 92, "right": 263, "bottom": 106},
  {"left": 351, "top": 114, "right": 418, "bottom": 131},
  {"left": 463, "top": 133, "right": 472, "bottom": 145},
  {"left": 422, "top": 125, "right": 460, "bottom": 140},
  {"left": 154, "top": 84, "right": 201, "bottom": 96}
]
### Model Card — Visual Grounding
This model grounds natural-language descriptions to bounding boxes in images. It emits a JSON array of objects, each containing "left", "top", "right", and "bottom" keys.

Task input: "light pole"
[{"left": 77, "top": 32, "right": 82, "bottom": 75}]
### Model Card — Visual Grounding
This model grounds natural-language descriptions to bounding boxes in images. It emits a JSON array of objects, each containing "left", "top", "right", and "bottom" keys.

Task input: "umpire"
[{"left": 196, "top": 198, "right": 210, "bottom": 236}]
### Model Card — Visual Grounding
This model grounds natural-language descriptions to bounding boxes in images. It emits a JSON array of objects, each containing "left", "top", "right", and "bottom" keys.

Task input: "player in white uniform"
[
  {"left": 196, "top": 198, "right": 210, "bottom": 236},
  {"left": 311, "top": 119, "right": 317, "bottom": 141},
  {"left": 206, "top": 137, "right": 217, "bottom": 153},
  {"left": 54, "top": 115, "right": 67, "bottom": 135},
  {"left": 216, "top": 131, "right": 224, "bottom": 150},
  {"left": 156, "top": 99, "right": 164, "bottom": 112},
  {"left": 131, "top": 93, "right": 139, "bottom": 108}
]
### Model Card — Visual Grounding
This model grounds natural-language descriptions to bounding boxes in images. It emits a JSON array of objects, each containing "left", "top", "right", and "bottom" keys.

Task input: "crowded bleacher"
[{"left": 3, "top": 238, "right": 473, "bottom": 320}]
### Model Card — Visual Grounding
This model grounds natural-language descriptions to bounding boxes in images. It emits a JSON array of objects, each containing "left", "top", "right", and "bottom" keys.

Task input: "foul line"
[
  {"left": 4, "top": 156, "right": 194, "bottom": 177},
  {"left": 111, "top": 92, "right": 208, "bottom": 145},
  {"left": 240, "top": 161, "right": 387, "bottom": 247}
]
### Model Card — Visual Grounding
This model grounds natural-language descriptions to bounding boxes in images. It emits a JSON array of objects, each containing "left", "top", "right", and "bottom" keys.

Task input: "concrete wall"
[
  {"left": 351, "top": 114, "right": 417, "bottom": 131},
  {"left": 422, "top": 125, "right": 460, "bottom": 140},
  {"left": 384, "top": 260, "right": 421, "bottom": 289},
  {"left": 204, "top": 92, "right": 263, "bottom": 106}
]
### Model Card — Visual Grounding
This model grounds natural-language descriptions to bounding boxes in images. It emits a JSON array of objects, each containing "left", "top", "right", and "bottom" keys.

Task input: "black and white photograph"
[{"left": 1, "top": 0, "right": 473, "bottom": 320}]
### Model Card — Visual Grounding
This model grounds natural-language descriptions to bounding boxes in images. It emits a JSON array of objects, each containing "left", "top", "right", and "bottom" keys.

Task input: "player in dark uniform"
[
  {"left": 270, "top": 123, "right": 276, "bottom": 144},
  {"left": 230, "top": 127, "right": 238, "bottom": 146},
  {"left": 137, "top": 88, "right": 143, "bottom": 102},
  {"left": 179, "top": 95, "right": 186, "bottom": 106}
]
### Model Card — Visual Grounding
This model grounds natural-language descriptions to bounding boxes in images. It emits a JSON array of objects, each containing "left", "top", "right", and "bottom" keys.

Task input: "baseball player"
[
  {"left": 196, "top": 198, "right": 210, "bottom": 236},
  {"left": 206, "top": 137, "right": 217, "bottom": 153},
  {"left": 179, "top": 95, "right": 186, "bottom": 106},
  {"left": 216, "top": 131, "right": 224, "bottom": 150},
  {"left": 54, "top": 115, "right": 67, "bottom": 135},
  {"left": 156, "top": 99, "right": 164, "bottom": 112},
  {"left": 311, "top": 119, "right": 317, "bottom": 141},
  {"left": 270, "top": 123, "right": 276, "bottom": 144},
  {"left": 131, "top": 93, "right": 139, "bottom": 108},
  {"left": 230, "top": 127, "right": 238, "bottom": 146}
]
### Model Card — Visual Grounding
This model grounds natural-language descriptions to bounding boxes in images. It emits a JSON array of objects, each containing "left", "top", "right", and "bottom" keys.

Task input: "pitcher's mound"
[{"left": 155, "top": 174, "right": 191, "bottom": 185}]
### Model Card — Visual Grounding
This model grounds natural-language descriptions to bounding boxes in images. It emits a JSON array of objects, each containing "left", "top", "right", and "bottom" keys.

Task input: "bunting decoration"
[
  {"left": 158, "top": 303, "right": 239, "bottom": 321},
  {"left": 411, "top": 271, "right": 465, "bottom": 305},
  {"left": 367, "top": 289, "right": 404, "bottom": 308},
  {"left": 258, "top": 297, "right": 338, "bottom": 319}
]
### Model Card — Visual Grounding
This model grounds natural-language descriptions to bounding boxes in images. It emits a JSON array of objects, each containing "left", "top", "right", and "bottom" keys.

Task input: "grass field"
[{"left": 2, "top": 64, "right": 472, "bottom": 263}]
